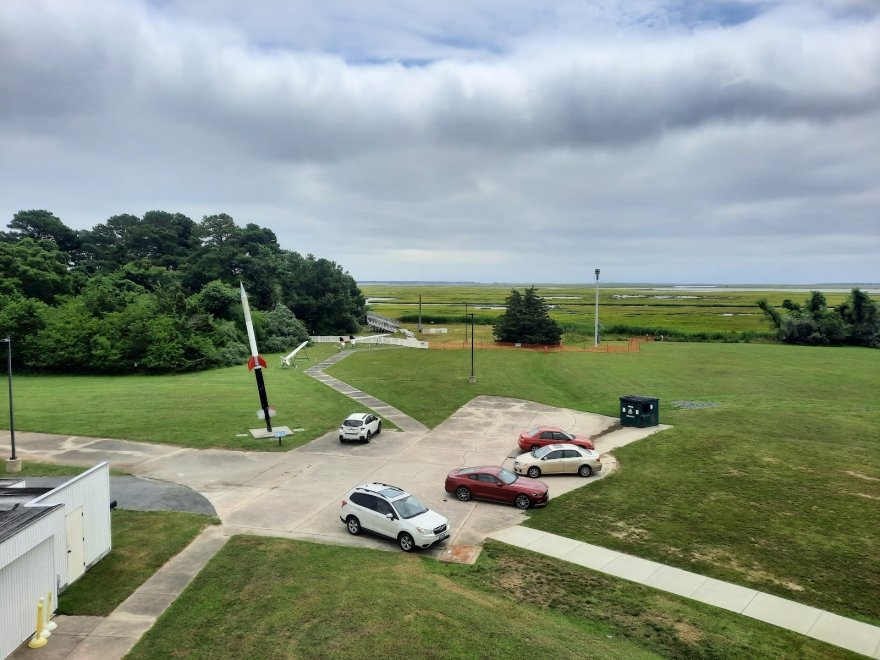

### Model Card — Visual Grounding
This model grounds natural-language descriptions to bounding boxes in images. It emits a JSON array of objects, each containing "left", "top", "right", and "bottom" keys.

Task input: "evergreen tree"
[{"left": 493, "top": 286, "right": 562, "bottom": 345}]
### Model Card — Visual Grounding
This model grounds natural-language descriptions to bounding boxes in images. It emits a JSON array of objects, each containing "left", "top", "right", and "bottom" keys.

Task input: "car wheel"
[
  {"left": 527, "top": 466, "right": 541, "bottom": 478},
  {"left": 376, "top": 421, "right": 382, "bottom": 434},
  {"left": 339, "top": 435, "right": 344, "bottom": 442},
  {"left": 578, "top": 464, "right": 593, "bottom": 477},
  {"left": 530, "top": 444, "right": 540, "bottom": 452},
  {"left": 365, "top": 430, "right": 372, "bottom": 443},
  {"left": 455, "top": 486, "right": 471, "bottom": 502},
  {"left": 514, "top": 494, "right": 531, "bottom": 510},
  {"left": 346, "top": 516, "right": 361, "bottom": 535},
  {"left": 399, "top": 532, "right": 415, "bottom": 552}
]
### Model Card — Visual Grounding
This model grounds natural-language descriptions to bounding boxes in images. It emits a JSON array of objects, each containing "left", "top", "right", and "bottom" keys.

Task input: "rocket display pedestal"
[{"left": 249, "top": 425, "right": 293, "bottom": 439}]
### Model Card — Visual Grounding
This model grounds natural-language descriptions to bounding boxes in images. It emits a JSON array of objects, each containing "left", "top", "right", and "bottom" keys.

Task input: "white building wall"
[
  {"left": 0, "top": 507, "right": 63, "bottom": 660},
  {"left": 27, "top": 462, "right": 112, "bottom": 588}
]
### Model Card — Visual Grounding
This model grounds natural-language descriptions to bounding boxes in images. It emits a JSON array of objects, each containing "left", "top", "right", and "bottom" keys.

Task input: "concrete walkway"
[
  {"left": 305, "top": 349, "right": 428, "bottom": 433},
  {"left": 9, "top": 526, "right": 229, "bottom": 660},
  {"left": 488, "top": 526, "right": 880, "bottom": 658}
]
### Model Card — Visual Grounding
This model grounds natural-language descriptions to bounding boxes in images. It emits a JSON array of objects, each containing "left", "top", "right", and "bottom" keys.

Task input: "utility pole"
[
  {"left": 3, "top": 337, "right": 20, "bottom": 472},
  {"left": 594, "top": 268, "right": 601, "bottom": 347},
  {"left": 468, "top": 313, "right": 476, "bottom": 383}
]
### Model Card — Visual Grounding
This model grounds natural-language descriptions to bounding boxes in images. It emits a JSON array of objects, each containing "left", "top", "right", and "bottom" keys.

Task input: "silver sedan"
[{"left": 513, "top": 443, "right": 602, "bottom": 478}]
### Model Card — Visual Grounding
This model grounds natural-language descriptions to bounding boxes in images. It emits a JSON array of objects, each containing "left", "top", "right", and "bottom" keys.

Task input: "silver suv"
[
  {"left": 339, "top": 482, "right": 450, "bottom": 552},
  {"left": 339, "top": 412, "right": 381, "bottom": 442}
]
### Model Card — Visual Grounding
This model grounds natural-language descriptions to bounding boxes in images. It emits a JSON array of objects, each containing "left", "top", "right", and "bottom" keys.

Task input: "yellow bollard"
[
  {"left": 44, "top": 591, "right": 57, "bottom": 634},
  {"left": 27, "top": 598, "right": 48, "bottom": 649}
]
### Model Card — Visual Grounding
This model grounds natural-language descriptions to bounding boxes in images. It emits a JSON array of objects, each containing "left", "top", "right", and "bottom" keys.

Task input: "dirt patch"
[
  {"left": 438, "top": 545, "right": 482, "bottom": 564},
  {"left": 674, "top": 621, "right": 703, "bottom": 644},
  {"left": 643, "top": 612, "right": 703, "bottom": 645},
  {"left": 670, "top": 401, "right": 718, "bottom": 409},
  {"left": 690, "top": 547, "right": 805, "bottom": 592},
  {"left": 608, "top": 521, "right": 649, "bottom": 542}
]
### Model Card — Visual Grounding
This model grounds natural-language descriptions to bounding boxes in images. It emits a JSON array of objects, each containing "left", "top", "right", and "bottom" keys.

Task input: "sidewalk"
[
  {"left": 488, "top": 526, "right": 880, "bottom": 658},
  {"left": 305, "top": 350, "right": 429, "bottom": 433},
  {"left": 9, "top": 526, "right": 229, "bottom": 660}
]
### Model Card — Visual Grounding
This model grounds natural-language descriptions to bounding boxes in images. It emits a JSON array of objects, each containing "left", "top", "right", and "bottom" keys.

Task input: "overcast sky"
[{"left": 1, "top": 0, "right": 878, "bottom": 284}]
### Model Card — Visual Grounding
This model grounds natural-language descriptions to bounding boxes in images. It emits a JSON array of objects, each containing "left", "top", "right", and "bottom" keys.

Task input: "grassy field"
[
  {"left": 4, "top": 286, "right": 878, "bottom": 642},
  {"left": 361, "top": 283, "right": 859, "bottom": 343},
  {"left": 58, "top": 510, "right": 215, "bottom": 616},
  {"left": 5, "top": 343, "right": 385, "bottom": 450},
  {"left": 127, "top": 536, "right": 854, "bottom": 659},
  {"left": 5, "top": 461, "right": 129, "bottom": 478},
  {"left": 329, "top": 342, "right": 880, "bottom": 625}
]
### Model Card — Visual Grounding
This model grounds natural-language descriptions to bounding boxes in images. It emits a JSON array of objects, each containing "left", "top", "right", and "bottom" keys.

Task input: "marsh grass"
[{"left": 363, "top": 283, "right": 853, "bottom": 341}]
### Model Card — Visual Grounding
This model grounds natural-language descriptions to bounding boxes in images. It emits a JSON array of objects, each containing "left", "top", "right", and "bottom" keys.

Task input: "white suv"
[
  {"left": 339, "top": 482, "right": 450, "bottom": 552},
  {"left": 339, "top": 412, "right": 381, "bottom": 442}
]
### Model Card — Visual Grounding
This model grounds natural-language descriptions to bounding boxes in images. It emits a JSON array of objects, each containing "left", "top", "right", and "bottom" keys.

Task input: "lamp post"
[
  {"left": 594, "top": 268, "right": 601, "bottom": 347},
  {"left": 467, "top": 313, "right": 476, "bottom": 384},
  {"left": 2, "top": 337, "right": 19, "bottom": 472}
]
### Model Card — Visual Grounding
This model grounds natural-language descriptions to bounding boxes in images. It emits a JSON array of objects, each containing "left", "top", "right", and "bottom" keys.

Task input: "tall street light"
[
  {"left": 468, "top": 313, "right": 476, "bottom": 384},
  {"left": 594, "top": 268, "right": 601, "bottom": 347},
  {"left": 2, "top": 336, "right": 18, "bottom": 471}
]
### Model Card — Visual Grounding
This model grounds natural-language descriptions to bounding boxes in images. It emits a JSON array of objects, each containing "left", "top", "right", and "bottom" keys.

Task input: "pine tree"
[{"left": 493, "top": 286, "right": 562, "bottom": 345}]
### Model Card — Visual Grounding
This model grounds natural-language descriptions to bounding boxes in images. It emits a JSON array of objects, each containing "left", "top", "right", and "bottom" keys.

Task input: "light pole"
[
  {"left": 594, "top": 268, "right": 600, "bottom": 347},
  {"left": 2, "top": 337, "right": 19, "bottom": 472},
  {"left": 468, "top": 313, "right": 476, "bottom": 384}
]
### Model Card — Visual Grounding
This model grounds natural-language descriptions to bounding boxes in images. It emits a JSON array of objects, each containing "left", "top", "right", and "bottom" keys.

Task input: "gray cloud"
[{"left": 0, "top": 0, "right": 878, "bottom": 283}]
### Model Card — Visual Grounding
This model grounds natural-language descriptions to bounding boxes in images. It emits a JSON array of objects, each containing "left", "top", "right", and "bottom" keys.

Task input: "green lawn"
[
  {"left": 6, "top": 343, "right": 389, "bottom": 450},
  {"left": 58, "top": 510, "right": 216, "bottom": 616},
  {"left": 5, "top": 461, "right": 129, "bottom": 478},
  {"left": 128, "top": 536, "right": 854, "bottom": 659},
  {"left": 5, "top": 336, "right": 878, "bottom": 630},
  {"left": 329, "top": 342, "right": 880, "bottom": 625}
]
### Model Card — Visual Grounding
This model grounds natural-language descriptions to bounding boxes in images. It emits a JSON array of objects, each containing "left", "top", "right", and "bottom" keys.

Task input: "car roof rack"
[{"left": 357, "top": 482, "right": 403, "bottom": 493}]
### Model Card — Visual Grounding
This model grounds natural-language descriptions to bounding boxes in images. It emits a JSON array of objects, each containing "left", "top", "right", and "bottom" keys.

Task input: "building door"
[{"left": 65, "top": 507, "right": 85, "bottom": 583}]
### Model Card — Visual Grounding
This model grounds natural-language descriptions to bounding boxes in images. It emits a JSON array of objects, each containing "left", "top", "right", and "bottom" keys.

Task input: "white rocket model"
[{"left": 240, "top": 283, "right": 272, "bottom": 430}]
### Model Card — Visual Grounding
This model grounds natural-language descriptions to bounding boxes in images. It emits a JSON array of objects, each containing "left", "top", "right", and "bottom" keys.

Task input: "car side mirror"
[{"left": 385, "top": 513, "right": 395, "bottom": 520}]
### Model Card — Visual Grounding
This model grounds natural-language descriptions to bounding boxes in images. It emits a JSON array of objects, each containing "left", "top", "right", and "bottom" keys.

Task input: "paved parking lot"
[{"left": 13, "top": 395, "right": 669, "bottom": 557}]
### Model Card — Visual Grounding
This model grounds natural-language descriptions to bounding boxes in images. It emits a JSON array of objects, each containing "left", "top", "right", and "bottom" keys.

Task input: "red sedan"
[
  {"left": 518, "top": 426, "right": 595, "bottom": 452},
  {"left": 444, "top": 466, "right": 549, "bottom": 510}
]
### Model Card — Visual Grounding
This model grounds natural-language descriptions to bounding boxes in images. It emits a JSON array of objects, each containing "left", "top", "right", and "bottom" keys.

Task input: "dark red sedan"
[
  {"left": 518, "top": 426, "right": 595, "bottom": 452},
  {"left": 444, "top": 466, "right": 549, "bottom": 510}
]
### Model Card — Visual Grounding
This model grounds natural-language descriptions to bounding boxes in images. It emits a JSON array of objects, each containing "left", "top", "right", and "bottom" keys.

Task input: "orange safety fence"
[{"left": 430, "top": 338, "right": 641, "bottom": 353}]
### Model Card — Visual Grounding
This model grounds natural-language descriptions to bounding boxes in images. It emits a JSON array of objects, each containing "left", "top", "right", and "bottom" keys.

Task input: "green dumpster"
[{"left": 620, "top": 395, "right": 659, "bottom": 428}]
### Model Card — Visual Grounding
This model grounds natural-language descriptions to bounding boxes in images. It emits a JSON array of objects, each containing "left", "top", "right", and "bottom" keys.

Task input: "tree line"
[
  {"left": 0, "top": 210, "right": 365, "bottom": 373},
  {"left": 758, "top": 289, "right": 879, "bottom": 347}
]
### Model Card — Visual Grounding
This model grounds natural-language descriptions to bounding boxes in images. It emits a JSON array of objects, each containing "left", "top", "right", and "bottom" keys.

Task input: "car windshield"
[
  {"left": 497, "top": 468, "right": 518, "bottom": 485},
  {"left": 527, "top": 427, "right": 540, "bottom": 437},
  {"left": 560, "top": 431, "right": 574, "bottom": 440},
  {"left": 343, "top": 419, "right": 363, "bottom": 427},
  {"left": 393, "top": 495, "right": 429, "bottom": 519},
  {"left": 532, "top": 446, "right": 553, "bottom": 458}
]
